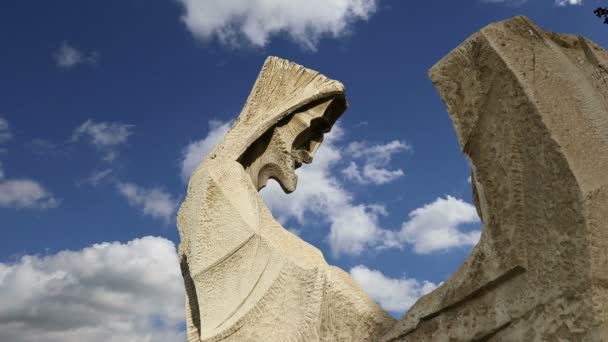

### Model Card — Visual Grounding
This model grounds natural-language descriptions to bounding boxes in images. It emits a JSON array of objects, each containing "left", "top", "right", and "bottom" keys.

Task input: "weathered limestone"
[
  {"left": 381, "top": 16, "right": 608, "bottom": 341},
  {"left": 177, "top": 56, "right": 395, "bottom": 341}
]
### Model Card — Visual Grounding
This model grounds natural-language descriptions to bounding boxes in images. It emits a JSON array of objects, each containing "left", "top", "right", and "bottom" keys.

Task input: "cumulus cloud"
[
  {"left": 350, "top": 265, "right": 436, "bottom": 313},
  {"left": 0, "top": 179, "right": 60, "bottom": 209},
  {"left": 263, "top": 136, "right": 480, "bottom": 256},
  {"left": 555, "top": 0, "right": 582, "bottom": 6},
  {"left": 0, "top": 118, "right": 59, "bottom": 210},
  {"left": 0, "top": 118, "right": 11, "bottom": 143},
  {"left": 342, "top": 140, "right": 410, "bottom": 185},
  {"left": 398, "top": 196, "right": 481, "bottom": 254},
  {"left": 176, "top": 0, "right": 379, "bottom": 50},
  {"left": 53, "top": 42, "right": 99, "bottom": 69},
  {"left": 116, "top": 182, "right": 178, "bottom": 223},
  {"left": 180, "top": 119, "right": 232, "bottom": 182},
  {"left": 71, "top": 120, "right": 134, "bottom": 161},
  {"left": 0, "top": 236, "right": 185, "bottom": 342}
]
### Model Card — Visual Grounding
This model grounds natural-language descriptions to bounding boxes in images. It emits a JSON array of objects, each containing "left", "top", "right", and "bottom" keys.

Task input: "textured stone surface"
[
  {"left": 381, "top": 16, "right": 608, "bottom": 342},
  {"left": 177, "top": 56, "right": 395, "bottom": 341}
]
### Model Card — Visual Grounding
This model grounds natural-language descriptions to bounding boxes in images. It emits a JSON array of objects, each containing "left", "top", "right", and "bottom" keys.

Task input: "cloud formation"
[
  {"left": 555, "top": 0, "right": 582, "bottom": 6},
  {"left": 0, "top": 118, "right": 59, "bottom": 209},
  {"left": 0, "top": 118, "right": 11, "bottom": 143},
  {"left": 77, "top": 169, "right": 114, "bottom": 187},
  {"left": 53, "top": 42, "right": 99, "bottom": 69},
  {"left": 398, "top": 196, "right": 481, "bottom": 254},
  {"left": 68, "top": 120, "right": 179, "bottom": 223},
  {"left": 350, "top": 265, "right": 436, "bottom": 313},
  {"left": 116, "top": 182, "right": 178, "bottom": 223},
  {"left": 0, "top": 179, "right": 60, "bottom": 209},
  {"left": 176, "top": 0, "right": 379, "bottom": 50},
  {"left": 0, "top": 236, "right": 185, "bottom": 342},
  {"left": 71, "top": 120, "right": 134, "bottom": 162},
  {"left": 342, "top": 140, "right": 410, "bottom": 185}
]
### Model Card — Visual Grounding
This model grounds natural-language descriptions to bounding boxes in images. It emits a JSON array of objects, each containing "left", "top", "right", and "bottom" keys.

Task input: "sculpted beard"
[{"left": 257, "top": 125, "right": 299, "bottom": 193}]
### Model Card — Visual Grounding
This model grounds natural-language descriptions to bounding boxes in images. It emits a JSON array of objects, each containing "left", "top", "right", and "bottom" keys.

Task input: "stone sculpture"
[
  {"left": 177, "top": 56, "right": 395, "bottom": 341},
  {"left": 177, "top": 16, "right": 608, "bottom": 342},
  {"left": 381, "top": 16, "right": 608, "bottom": 341}
]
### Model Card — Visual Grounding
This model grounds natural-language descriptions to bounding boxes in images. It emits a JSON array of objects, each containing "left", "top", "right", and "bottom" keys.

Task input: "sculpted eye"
[
  {"left": 292, "top": 127, "right": 324, "bottom": 152},
  {"left": 292, "top": 117, "right": 329, "bottom": 150},
  {"left": 312, "top": 117, "right": 330, "bottom": 134},
  {"left": 292, "top": 128, "right": 313, "bottom": 151}
]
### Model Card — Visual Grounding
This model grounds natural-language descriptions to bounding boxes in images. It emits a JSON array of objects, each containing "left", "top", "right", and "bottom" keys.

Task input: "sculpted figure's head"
[
  {"left": 239, "top": 98, "right": 343, "bottom": 193},
  {"left": 201, "top": 57, "right": 346, "bottom": 192}
]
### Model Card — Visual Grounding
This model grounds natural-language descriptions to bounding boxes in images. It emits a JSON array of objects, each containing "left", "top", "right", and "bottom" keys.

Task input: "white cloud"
[
  {"left": 176, "top": 0, "right": 379, "bottom": 50},
  {"left": 342, "top": 140, "right": 409, "bottom": 185},
  {"left": 350, "top": 265, "right": 436, "bottom": 313},
  {"left": 71, "top": 120, "right": 134, "bottom": 162},
  {"left": 0, "top": 121, "right": 59, "bottom": 209},
  {"left": 0, "top": 179, "right": 60, "bottom": 209},
  {"left": 347, "top": 140, "right": 411, "bottom": 165},
  {"left": 0, "top": 236, "right": 185, "bottom": 342},
  {"left": 116, "top": 182, "right": 178, "bottom": 223},
  {"left": 53, "top": 42, "right": 99, "bottom": 69},
  {"left": 72, "top": 120, "right": 133, "bottom": 147},
  {"left": 102, "top": 150, "right": 118, "bottom": 162},
  {"left": 399, "top": 196, "right": 481, "bottom": 254},
  {"left": 0, "top": 118, "right": 11, "bottom": 143},
  {"left": 555, "top": 0, "right": 582, "bottom": 6},
  {"left": 180, "top": 119, "right": 232, "bottom": 182},
  {"left": 327, "top": 203, "right": 388, "bottom": 255},
  {"left": 341, "top": 162, "right": 364, "bottom": 182},
  {"left": 77, "top": 169, "right": 113, "bottom": 187}
]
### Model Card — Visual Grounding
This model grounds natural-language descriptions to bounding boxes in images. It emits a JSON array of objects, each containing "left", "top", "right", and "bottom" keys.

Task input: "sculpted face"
[{"left": 240, "top": 99, "right": 334, "bottom": 193}]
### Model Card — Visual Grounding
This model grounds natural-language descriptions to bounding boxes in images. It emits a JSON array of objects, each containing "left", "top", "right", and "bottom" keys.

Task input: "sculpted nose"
[
  {"left": 308, "top": 134, "right": 324, "bottom": 160},
  {"left": 293, "top": 150, "right": 313, "bottom": 164},
  {"left": 302, "top": 151, "right": 313, "bottom": 164}
]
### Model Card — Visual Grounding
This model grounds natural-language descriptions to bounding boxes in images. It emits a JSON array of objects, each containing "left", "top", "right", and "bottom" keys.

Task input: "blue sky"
[{"left": 0, "top": 0, "right": 605, "bottom": 340}]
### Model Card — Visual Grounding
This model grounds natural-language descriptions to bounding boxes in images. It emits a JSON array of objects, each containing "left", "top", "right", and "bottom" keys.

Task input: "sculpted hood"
[{"left": 206, "top": 56, "right": 347, "bottom": 163}]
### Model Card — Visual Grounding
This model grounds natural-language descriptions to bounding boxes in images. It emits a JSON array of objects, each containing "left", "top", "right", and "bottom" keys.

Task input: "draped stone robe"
[{"left": 178, "top": 157, "right": 394, "bottom": 341}]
